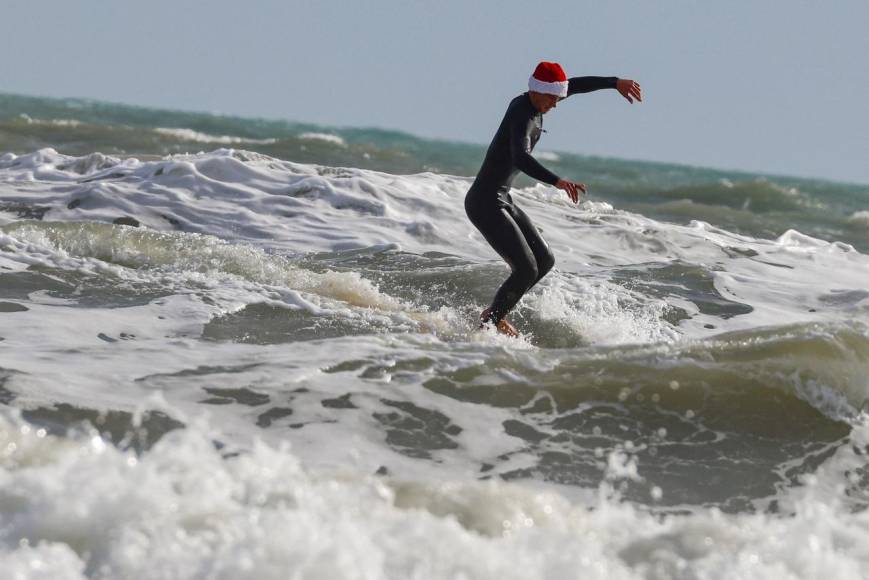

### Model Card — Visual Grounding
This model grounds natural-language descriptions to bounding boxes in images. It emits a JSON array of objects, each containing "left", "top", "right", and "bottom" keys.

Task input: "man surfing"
[{"left": 465, "top": 61, "right": 642, "bottom": 337}]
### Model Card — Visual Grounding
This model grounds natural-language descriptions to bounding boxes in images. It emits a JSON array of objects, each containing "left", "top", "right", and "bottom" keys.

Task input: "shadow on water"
[
  {"left": 610, "top": 261, "right": 753, "bottom": 320},
  {"left": 0, "top": 267, "right": 172, "bottom": 309},
  {"left": 202, "top": 302, "right": 402, "bottom": 344}
]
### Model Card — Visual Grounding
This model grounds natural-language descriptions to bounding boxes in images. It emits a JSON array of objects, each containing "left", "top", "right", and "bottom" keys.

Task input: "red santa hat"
[{"left": 528, "top": 61, "right": 568, "bottom": 97}]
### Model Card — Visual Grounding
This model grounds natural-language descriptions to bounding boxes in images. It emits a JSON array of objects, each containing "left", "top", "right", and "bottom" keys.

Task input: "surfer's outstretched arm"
[
  {"left": 567, "top": 77, "right": 643, "bottom": 104},
  {"left": 567, "top": 76, "right": 619, "bottom": 95}
]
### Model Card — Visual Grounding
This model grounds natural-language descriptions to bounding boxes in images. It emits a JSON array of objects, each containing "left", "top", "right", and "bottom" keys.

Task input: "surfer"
[{"left": 466, "top": 61, "right": 642, "bottom": 336}]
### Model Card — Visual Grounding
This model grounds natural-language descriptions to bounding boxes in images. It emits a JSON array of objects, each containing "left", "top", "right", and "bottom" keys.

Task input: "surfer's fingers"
[{"left": 620, "top": 81, "right": 642, "bottom": 103}]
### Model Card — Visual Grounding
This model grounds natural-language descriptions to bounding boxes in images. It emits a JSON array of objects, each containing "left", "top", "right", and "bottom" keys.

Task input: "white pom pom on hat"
[{"left": 528, "top": 62, "right": 568, "bottom": 97}]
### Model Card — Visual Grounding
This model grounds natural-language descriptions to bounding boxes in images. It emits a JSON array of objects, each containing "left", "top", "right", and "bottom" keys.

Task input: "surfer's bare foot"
[
  {"left": 479, "top": 308, "right": 519, "bottom": 338},
  {"left": 496, "top": 319, "right": 519, "bottom": 337}
]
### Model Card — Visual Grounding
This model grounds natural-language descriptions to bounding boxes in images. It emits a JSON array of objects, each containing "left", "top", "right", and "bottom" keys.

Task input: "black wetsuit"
[{"left": 465, "top": 76, "right": 618, "bottom": 324}]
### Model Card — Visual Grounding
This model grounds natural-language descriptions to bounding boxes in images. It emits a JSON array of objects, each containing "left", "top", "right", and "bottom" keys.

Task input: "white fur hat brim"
[{"left": 528, "top": 76, "right": 568, "bottom": 97}]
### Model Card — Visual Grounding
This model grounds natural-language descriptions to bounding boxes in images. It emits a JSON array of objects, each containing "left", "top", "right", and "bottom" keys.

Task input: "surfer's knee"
[
  {"left": 514, "top": 261, "right": 539, "bottom": 291},
  {"left": 537, "top": 252, "right": 555, "bottom": 280}
]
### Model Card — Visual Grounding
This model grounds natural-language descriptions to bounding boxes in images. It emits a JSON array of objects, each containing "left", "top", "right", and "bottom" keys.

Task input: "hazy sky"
[{"left": 3, "top": 1, "right": 868, "bottom": 184}]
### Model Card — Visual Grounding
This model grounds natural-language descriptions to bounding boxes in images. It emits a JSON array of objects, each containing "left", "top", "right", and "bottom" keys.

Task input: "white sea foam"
[
  {"left": 154, "top": 128, "right": 277, "bottom": 145},
  {"left": 298, "top": 132, "right": 347, "bottom": 147},
  {"left": 536, "top": 150, "right": 560, "bottom": 162},
  {"left": 1, "top": 410, "right": 869, "bottom": 579},
  {"left": 528, "top": 274, "right": 679, "bottom": 346},
  {"left": 847, "top": 210, "right": 869, "bottom": 227},
  {"left": 16, "top": 115, "right": 83, "bottom": 128},
  {"left": 0, "top": 147, "right": 866, "bottom": 341}
]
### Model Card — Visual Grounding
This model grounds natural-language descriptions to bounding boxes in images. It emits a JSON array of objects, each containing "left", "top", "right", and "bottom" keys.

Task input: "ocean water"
[{"left": 0, "top": 93, "right": 868, "bottom": 579}]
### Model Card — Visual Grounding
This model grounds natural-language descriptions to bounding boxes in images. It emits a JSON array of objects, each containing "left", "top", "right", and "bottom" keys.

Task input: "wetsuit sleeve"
[
  {"left": 509, "top": 113, "right": 560, "bottom": 186},
  {"left": 567, "top": 76, "right": 618, "bottom": 96}
]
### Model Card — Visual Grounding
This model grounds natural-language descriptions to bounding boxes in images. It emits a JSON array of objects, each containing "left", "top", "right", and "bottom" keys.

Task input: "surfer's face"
[{"left": 530, "top": 92, "right": 560, "bottom": 114}]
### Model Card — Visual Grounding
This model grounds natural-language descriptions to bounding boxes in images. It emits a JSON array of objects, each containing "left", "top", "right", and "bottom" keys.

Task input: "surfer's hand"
[
  {"left": 616, "top": 79, "right": 642, "bottom": 104},
  {"left": 556, "top": 179, "right": 587, "bottom": 204}
]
